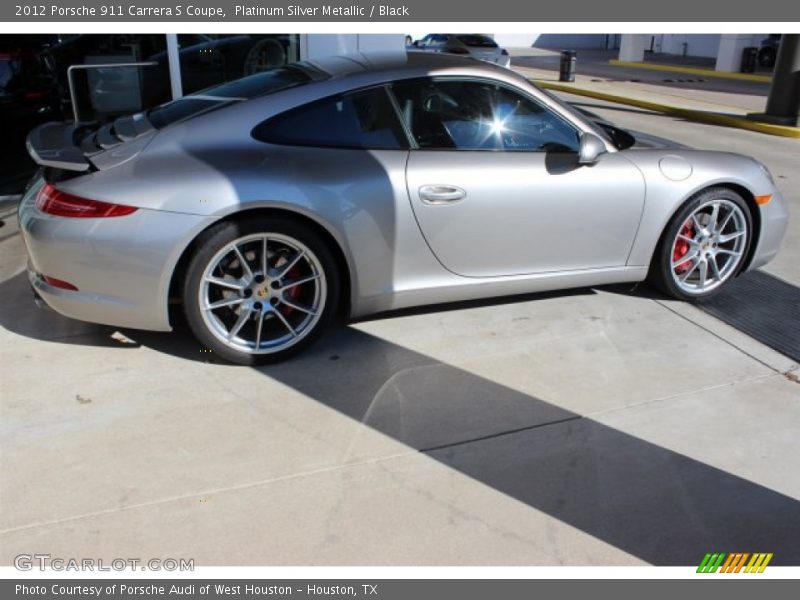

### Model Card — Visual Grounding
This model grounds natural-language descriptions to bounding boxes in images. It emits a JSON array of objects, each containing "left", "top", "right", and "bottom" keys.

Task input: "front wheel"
[
  {"left": 649, "top": 188, "right": 752, "bottom": 301},
  {"left": 183, "top": 218, "right": 340, "bottom": 365}
]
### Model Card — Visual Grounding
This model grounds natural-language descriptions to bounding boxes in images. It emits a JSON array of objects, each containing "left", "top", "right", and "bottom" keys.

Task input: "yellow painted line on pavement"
[
  {"left": 609, "top": 59, "right": 772, "bottom": 83},
  {"left": 535, "top": 81, "right": 800, "bottom": 139}
]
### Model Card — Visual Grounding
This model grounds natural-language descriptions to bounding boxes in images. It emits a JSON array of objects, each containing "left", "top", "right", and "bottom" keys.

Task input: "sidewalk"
[
  {"left": 511, "top": 48, "right": 774, "bottom": 83},
  {"left": 513, "top": 63, "right": 800, "bottom": 138},
  {"left": 608, "top": 60, "right": 772, "bottom": 84},
  {"left": 516, "top": 64, "right": 766, "bottom": 113}
]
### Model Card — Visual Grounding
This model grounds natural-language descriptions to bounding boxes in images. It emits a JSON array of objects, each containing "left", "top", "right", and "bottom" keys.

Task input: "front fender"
[{"left": 624, "top": 150, "right": 780, "bottom": 268}]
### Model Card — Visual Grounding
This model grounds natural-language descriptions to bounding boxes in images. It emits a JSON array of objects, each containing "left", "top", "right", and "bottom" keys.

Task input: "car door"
[{"left": 393, "top": 78, "right": 646, "bottom": 277}]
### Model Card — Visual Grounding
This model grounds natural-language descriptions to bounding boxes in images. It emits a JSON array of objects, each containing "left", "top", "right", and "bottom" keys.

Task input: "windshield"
[
  {"left": 457, "top": 35, "right": 498, "bottom": 48},
  {"left": 147, "top": 65, "right": 312, "bottom": 129},
  {"left": 534, "top": 84, "right": 622, "bottom": 145}
]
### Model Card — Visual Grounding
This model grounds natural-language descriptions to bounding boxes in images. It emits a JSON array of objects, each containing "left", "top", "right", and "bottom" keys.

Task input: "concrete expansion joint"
[
  {"left": 419, "top": 415, "right": 584, "bottom": 455},
  {"left": 581, "top": 373, "right": 777, "bottom": 420},
  {"left": 0, "top": 450, "right": 419, "bottom": 536},
  {"left": 653, "top": 299, "right": 785, "bottom": 375}
]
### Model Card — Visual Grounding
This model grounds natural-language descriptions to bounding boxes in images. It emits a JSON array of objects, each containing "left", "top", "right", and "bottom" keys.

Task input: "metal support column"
[
  {"left": 166, "top": 34, "right": 183, "bottom": 100},
  {"left": 762, "top": 34, "right": 800, "bottom": 126}
]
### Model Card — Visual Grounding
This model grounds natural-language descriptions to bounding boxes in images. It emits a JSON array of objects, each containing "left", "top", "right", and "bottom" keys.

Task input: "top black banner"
[{"left": 2, "top": 0, "right": 798, "bottom": 22}]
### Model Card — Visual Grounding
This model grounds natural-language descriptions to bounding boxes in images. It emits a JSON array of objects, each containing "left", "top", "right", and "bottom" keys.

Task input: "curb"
[
  {"left": 535, "top": 81, "right": 800, "bottom": 139},
  {"left": 608, "top": 59, "right": 772, "bottom": 83}
]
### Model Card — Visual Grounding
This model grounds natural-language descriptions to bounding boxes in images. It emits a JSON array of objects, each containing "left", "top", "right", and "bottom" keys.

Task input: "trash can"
[
  {"left": 741, "top": 47, "right": 758, "bottom": 73},
  {"left": 559, "top": 50, "right": 577, "bottom": 82}
]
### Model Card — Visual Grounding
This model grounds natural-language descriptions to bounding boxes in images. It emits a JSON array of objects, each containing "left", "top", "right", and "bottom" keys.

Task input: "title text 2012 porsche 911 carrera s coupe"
[{"left": 19, "top": 52, "right": 788, "bottom": 364}]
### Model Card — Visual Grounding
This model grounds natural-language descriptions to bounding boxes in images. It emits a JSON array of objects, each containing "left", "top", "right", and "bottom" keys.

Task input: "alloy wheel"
[
  {"left": 198, "top": 233, "right": 326, "bottom": 354},
  {"left": 669, "top": 199, "right": 748, "bottom": 295}
]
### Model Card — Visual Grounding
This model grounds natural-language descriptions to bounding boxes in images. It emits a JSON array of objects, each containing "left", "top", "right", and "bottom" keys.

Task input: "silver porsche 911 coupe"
[{"left": 19, "top": 52, "right": 788, "bottom": 364}]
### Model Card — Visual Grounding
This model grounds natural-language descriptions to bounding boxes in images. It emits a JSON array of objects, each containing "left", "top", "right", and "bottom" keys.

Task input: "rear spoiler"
[
  {"left": 26, "top": 122, "right": 91, "bottom": 172},
  {"left": 26, "top": 114, "right": 155, "bottom": 172}
]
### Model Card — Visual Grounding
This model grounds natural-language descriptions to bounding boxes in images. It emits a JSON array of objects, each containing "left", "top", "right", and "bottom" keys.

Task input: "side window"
[
  {"left": 390, "top": 80, "right": 580, "bottom": 152},
  {"left": 253, "top": 87, "right": 407, "bottom": 150}
]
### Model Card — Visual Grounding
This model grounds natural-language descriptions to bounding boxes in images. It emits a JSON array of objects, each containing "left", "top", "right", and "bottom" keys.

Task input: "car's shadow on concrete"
[
  {"left": 260, "top": 328, "right": 800, "bottom": 565},
  {"left": 3, "top": 264, "right": 800, "bottom": 565}
]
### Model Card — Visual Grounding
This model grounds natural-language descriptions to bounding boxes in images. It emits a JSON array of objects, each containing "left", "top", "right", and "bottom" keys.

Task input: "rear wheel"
[
  {"left": 183, "top": 218, "right": 339, "bottom": 365},
  {"left": 650, "top": 188, "right": 752, "bottom": 301}
]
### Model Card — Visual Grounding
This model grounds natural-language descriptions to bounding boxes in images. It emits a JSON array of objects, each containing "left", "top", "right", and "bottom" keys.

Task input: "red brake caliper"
[
  {"left": 280, "top": 266, "right": 303, "bottom": 317},
  {"left": 673, "top": 219, "right": 695, "bottom": 274}
]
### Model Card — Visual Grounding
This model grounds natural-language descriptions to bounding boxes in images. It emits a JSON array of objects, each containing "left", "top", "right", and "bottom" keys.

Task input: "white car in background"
[{"left": 408, "top": 34, "right": 512, "bottom": 68}]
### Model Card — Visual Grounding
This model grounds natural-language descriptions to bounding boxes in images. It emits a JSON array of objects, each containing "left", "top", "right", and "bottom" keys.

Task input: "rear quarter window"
[
  {"left": 147, "top": 66, "right": 312, "bottom": 130},
  {"left": 252, "top": 87, "right": 407, "bottom": 150}
]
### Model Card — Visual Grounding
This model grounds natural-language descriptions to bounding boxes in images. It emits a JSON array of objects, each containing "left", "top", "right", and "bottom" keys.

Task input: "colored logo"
[{"left": 697, "top": 553, "right": 773, "bottom": 573}]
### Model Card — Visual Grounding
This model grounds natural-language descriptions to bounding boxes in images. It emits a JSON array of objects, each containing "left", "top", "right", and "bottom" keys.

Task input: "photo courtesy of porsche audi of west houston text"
[
  {"left": 15, "top": 584, "right": 371, "bottom": 596},
  {"left": 15, "top": 4, "right": 412, "bottom": 18}
]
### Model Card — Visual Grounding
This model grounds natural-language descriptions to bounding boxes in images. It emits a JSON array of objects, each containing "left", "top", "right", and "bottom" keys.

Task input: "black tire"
[
  {"left": 649, "top": 187, "right": 752, "bottom": 301},
  {"left": 182, "top": 217, "right": 340, "bottom": 365}
]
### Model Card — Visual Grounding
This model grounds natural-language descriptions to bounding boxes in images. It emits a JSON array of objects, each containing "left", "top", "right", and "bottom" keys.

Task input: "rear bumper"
[
  {"left": 30, "top": 282, "right": 51, "bottom": 310},
  {"left": 19, "top": 176, "right": 214, "bottom": 331}
]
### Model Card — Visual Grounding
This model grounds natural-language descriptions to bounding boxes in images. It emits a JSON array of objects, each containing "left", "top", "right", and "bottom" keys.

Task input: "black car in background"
[
  {"left": 0, "top": 36, "right": 59, "bottom": 121},
  {"left": 0, "top": 35, "right": 60, "bottom": 195}
]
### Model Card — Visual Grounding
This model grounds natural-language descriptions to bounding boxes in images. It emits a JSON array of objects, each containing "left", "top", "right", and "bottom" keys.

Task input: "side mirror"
[{"left": 577, "top": 132, "right": 608, "bottom": 165}]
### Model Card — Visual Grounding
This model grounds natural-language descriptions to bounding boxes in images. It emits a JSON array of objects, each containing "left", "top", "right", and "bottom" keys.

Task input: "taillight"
[
  {"left": 449, "top": 47, "right": 470, "bottom": 55},
  {"left": 35, "top": 183, "right": 137, "bottom": 218},
  {"left": 43, "top": 275, "right": 79, "bottom": 291}
]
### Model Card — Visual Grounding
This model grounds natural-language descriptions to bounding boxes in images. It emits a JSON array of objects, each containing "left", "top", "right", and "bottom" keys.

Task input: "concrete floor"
[{"left": 1, "top": 94, "right": 799, "bottom": 567}]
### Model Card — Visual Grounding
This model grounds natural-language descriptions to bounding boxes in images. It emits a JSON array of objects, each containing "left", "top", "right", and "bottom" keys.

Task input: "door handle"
[{"left": 419, "top": 185, "right": 466, "bottom": 205}]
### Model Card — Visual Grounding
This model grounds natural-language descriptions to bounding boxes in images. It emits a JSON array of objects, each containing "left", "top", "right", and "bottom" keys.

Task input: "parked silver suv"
[{"left": 409, "top": 34, "right": 511, "bottom": 68}]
